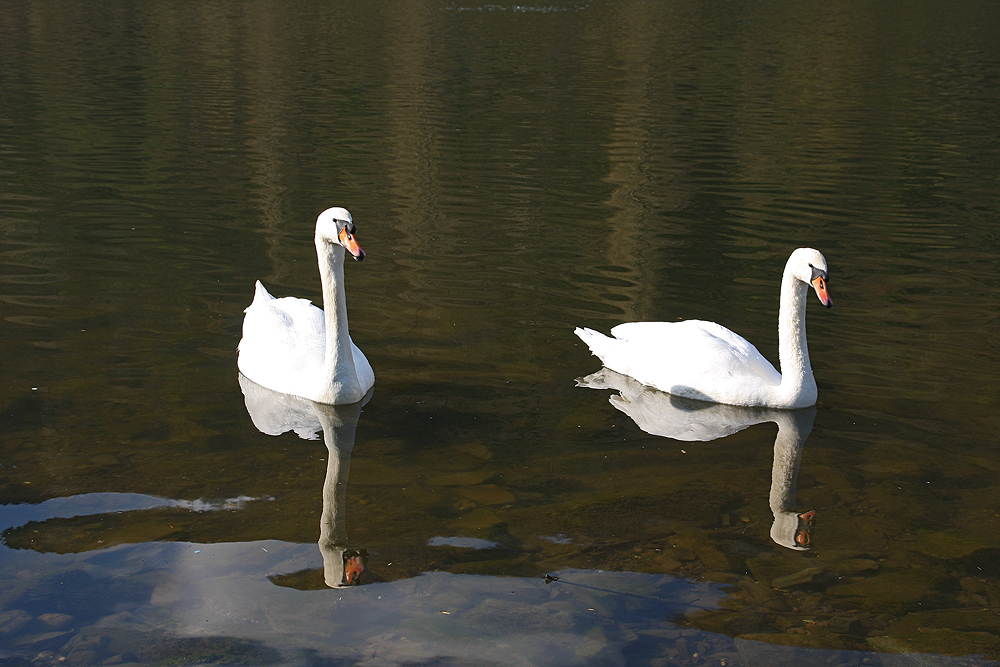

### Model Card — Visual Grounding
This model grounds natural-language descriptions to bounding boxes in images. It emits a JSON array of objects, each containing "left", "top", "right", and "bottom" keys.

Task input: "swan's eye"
[{"left": 338, "top": 226, "right": 355, "bottom": 244}]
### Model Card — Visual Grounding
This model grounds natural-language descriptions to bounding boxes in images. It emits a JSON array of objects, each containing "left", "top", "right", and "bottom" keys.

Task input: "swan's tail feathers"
[
  {"left": 574, "top": 327, "right": 614, "bottom": 361},
  {"left": 248, "top": 280, "right": 275, "bottom": 311}
]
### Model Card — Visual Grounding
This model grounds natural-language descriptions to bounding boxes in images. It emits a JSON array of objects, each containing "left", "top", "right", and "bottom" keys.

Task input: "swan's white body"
[
  {"left": 575, "top": 248, "right": 831, "bottom": 409},
  {"left": 238, "top": 207, "right": 374, "bottom": 405}
]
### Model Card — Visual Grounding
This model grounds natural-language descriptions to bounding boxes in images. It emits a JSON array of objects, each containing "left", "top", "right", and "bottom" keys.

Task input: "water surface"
[{"left": 1, "top": 0, "right": 999, "bottom": 665}]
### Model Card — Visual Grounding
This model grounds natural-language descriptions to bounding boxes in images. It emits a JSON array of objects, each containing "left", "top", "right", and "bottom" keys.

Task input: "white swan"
[
  {"left": 575, "top": 248, "right": 831, "bottom": 409},
  {"left": 238, "top": 207, "right": 375, "bottom": 404}
]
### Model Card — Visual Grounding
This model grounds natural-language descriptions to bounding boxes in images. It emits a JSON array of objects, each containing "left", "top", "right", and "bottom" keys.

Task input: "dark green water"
[{"left": 1, "top": 0, "right": 999, "bottom": 665}]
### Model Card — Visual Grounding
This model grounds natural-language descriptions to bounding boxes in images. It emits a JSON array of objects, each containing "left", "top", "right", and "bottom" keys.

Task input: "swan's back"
[
  {"left": 238, "top": 281, "right": 327, "bottom": 395},
  {"left": 576, "top": 320, "right": 781, "bottom": 404}
]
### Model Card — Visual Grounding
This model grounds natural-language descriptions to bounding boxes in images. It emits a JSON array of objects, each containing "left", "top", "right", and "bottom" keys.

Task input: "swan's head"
[
  {"left": 788, "top": 248, "right": 831, "bottom": 308},
  {"left": 316, "top": 207, "right": 365, "bottom": 261}
]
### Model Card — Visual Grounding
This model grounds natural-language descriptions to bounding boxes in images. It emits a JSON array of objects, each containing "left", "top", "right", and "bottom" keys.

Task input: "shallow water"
[{"left": 1, "top": 0, "right": 999, "bottom": 665}]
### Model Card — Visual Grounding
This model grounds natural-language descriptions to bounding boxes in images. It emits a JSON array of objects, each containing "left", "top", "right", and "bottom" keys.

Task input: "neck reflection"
[
  {"left": 577, "top": 368, "right": 817, "bottom": 551},
  {"left": 240, "top": 374, "right": 371, "bottom": 587}
]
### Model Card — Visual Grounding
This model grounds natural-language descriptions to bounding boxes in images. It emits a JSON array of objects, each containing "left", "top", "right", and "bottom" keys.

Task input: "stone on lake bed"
[
  {"left": 826, "top": 569, "right": 946, "bottom": 608},
  {"left": 449, "top": 507, "right": 501, "bottom": 531},
  {"left": 453, "top": 442, "right": 493, "bottom": 460},
  {"left": 0, "top": 609, "right": 32, "bottom": 634},
  {"left": 456, "top": 484, "right": 515, "bottom": 505},
  {"left": 426, "top": 470, "right": 496, "bottom": 486},
  {"left": 653, "top": 553, "right": 683, "bottom": 570},
  {"left": 771, "top": 567, "right": 822, "bottom": 589},
  {"left": 879, "top": 609, "right": 1000, "bottom": 657},
  {"left": 14, "top": 630, "right": 71, "bottom": 648},
  {"left": 735, "top": 628, "right": 845, "bottom": 650},
  {"left": 670, "top": 547, "right": 698, "bottom": 562},
  {"left": 349, "top": 461, "right": 411, "bottom": 486},
  {"left": 906, "top": 529, "right": 986, "bottom": 559},
  {"left": 37, "top": 613, "right": 74, "bottom": 628},
  {"left": 745, "top": 555, "right": 822, "bottom": 590},
  {"left": 832, "top": 558, "right": 879, "bottom": 575},
  {"left": 671, "top": 534, "right": 730, "bottom": 571}
]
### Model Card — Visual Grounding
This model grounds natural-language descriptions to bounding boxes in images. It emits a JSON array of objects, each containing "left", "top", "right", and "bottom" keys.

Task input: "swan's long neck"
[
  {"left": 775, "top": 265, "right": 817, "bottom": 407},
  {"left": 317, "top": 237, "right": 360, "bottom": 402}
]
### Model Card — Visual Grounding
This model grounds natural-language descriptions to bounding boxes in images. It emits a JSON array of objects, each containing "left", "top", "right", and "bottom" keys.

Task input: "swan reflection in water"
[
  {"left": 577, "top": 369, "right": 817, "bottom": 550},
  {"left": 239, "top": 374, "right": 371, "bottom": 587}
]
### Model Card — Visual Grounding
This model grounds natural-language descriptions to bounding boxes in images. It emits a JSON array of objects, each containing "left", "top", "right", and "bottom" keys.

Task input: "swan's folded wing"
[
  {"left": 239, "top": 296, "right": 327, "bottom": 390},
  {"left": 691, "top": 322, "right": 783, "bottom": 386},
  {"left": 607, "top": 320, "right": 781, "bottom": 391},
  {"left": 610, "top": 320, "right": 734, "bottom": 345}
]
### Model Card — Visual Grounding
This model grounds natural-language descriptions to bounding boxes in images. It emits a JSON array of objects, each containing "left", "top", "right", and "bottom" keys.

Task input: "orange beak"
[
  {"left": 811, "top": 276, "right": 832, "bottom": 308},
  {"left": 339, "top": 227, "right": 365, "bottom": 261}
]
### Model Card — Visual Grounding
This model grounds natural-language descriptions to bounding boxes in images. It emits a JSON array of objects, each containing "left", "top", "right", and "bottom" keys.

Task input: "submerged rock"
[
  {"left": 0, "top": 609, "right": 32, "bottom": 634},
  {"left": 771, "top": 567, "right": 822, "bottom": 589},
  {"left": 457, "top": 484, "right": 515, "bottom": 506},
  {"left": 826, "top": 569, "right": 946, "bottom": 610},
  {"left": 427, "top": 470, "right": 497, "bottom": 487},
  {"left": 37, "top": 613, "right": 74, "bottom": 629}
]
